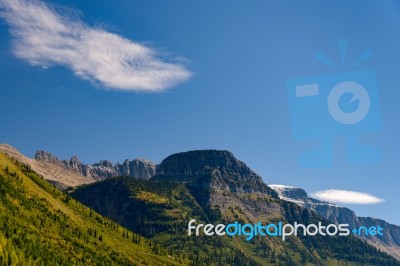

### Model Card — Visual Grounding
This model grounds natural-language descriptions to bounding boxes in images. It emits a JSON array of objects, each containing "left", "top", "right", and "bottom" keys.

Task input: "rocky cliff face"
[
  {"left": 155, "top": 150, "right": 273, "bottom": 193},
  {"left": 115, "top": 158, "right": 156, "bottom": 179},
  {"left": 153, "top": 150, "right": 280, "bottom": 221},
  {"left": 35, "top": 150, "right": 156, "bottom": 181},
  {"left": 269, "top": 185, "right": 400, "bottom": 260},
  {"left": 35, "top": 150, "right": 64, "bottom": 165}
]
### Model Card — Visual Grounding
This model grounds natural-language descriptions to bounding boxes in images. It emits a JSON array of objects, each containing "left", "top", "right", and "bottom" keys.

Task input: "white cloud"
[
  {"left": 0, "top": 0, "right": 191, "bottom": 92},
  {"left": 312, "top": 189, "right": 384, "bottom": 205}
]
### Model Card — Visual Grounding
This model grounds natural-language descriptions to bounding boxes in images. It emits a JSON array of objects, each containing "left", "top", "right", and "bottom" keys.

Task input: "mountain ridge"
[
  {"left": 2, "top": 144, "right": 399, "bottom": 264},
  {"left": 0, "top": 144, "right": 156, "bottom": 189},
  {"left": 269, "top": 184, "right": 400, "bottom": 260},
  {"left": 35, "top": 150, "right": 156, "bottom": 181},
  {"left": 0, "top": 144, "right": 93, "bottom": 189},
  {"left": 73, "top": 150, "right": 400, "bottom": 265}
]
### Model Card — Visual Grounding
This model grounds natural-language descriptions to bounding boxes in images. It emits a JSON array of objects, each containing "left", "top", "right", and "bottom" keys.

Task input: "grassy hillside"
[
  {"left": 73, "top": 176, "right": 400, "bottom": 266},
  {"left": 0, "top": 153, "right": 181, "bottom": 265}
]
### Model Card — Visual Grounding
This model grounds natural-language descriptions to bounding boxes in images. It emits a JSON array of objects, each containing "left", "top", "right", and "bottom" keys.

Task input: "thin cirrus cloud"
[
  {"left": 0, "top": 0, "right": 191, "bottom": 92},
  {"left": 312, "top": 189, "right": 384, "bottom": 205}
]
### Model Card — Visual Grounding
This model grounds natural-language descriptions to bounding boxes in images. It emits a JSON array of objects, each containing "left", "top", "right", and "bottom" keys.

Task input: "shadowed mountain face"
[
  {"left": 73, "top": 150, "right": 400, "bottom": 265},
  {"left": 270, "top": 185, "right": 400, "bottom": 260}
]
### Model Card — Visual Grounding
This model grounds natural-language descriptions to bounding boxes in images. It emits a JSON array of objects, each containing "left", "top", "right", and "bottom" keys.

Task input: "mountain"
[
  {"left": 72, "top": 150, "right": 400, "bottom": 265},
  {"left": 0, "top": 151, "right": 181, "bottom": 265},
  {"left": 0, "top": 144, "right": 94, "bottom": 190},
  {"left": 0, "top": 144, "right": 156, "bottom": 190},
  {"left": 35, "top": 150, "right": 156, "bottom": 181},
  {"left": 153, "top": 150, "right": 277, "bottom": 209},
  {"left": 270, "top": 185, "right": 400, "bottom": 260}
]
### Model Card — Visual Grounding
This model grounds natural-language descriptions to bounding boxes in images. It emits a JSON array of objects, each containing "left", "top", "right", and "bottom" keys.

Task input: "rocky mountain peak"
[
  {"left": 35, "top": 150, "right": 63, "bottom": 165},
  {"left": 156, "top": 150, "right": 254, "bottom": 177},
  {"left": 94, "top": 160, "right": 113, "bottom": 168},
  {"left": 153, "top": 150, "right": 275, "bottom": 196},
  {"left": 114, "top": 158, "right": 156, "bottom": 179},
  {"left": 34, "top": 149, "right": 156, "bottom": 180},
  {"left": 67, "top": 155, "right": 82, "bottom": 171}
]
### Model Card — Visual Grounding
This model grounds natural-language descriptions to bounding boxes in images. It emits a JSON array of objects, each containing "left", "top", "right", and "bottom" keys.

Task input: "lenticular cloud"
[
  {"left": 312, "top": 189, "right": 384, "bottom": 205},
  {"left": 0, "top": 0, "right": 191, "bottom": 92}
]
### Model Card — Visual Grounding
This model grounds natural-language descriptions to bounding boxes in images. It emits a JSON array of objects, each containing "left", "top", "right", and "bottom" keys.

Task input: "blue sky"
[{"left": 1, "top": 0, "right": 400, "bottom": 224}]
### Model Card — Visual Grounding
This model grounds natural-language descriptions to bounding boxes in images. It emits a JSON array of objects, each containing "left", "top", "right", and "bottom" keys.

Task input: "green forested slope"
[{"left": 0, "top": 153, "right": 180, "bottom": 265}]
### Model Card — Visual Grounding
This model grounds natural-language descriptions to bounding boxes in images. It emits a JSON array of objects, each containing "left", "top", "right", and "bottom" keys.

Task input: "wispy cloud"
[
  {"left": 0, "top": 0, "right": 191, "bottom": 92},
  {"left": 312, "top": 189, "right": 384, "bottom": 205}
]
